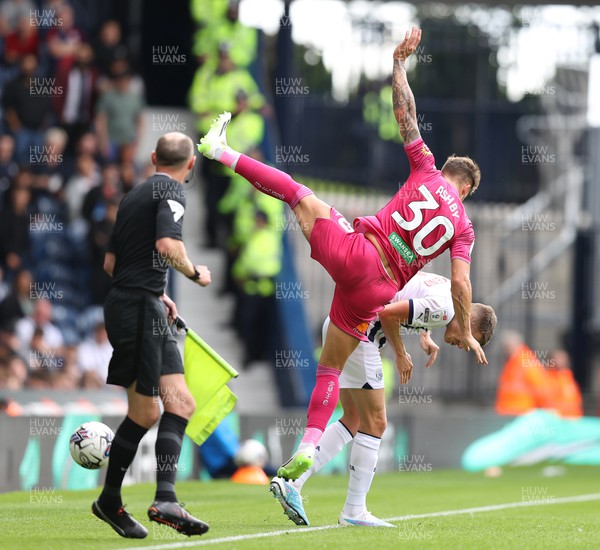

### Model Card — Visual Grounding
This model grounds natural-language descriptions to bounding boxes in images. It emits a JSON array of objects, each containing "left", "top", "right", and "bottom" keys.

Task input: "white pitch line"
[{"left": 122, "top": 492, "right": 600, "bottom": 550}]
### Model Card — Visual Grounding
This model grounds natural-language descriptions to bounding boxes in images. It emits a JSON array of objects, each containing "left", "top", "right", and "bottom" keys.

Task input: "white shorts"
[{"left": 322, "top": 317, "right": 384, "bottom": 390}]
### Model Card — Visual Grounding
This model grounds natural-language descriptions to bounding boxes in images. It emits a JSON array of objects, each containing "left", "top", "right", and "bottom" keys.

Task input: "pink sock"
[
  {"left": 219, "top": 149, "right": 240, "bottom": 169},
  {"left": 234, "top": 154, "right": 313, "bottom": 208},
  {"left": 301, "top": 365, "right": 341, "bottom": 447}
]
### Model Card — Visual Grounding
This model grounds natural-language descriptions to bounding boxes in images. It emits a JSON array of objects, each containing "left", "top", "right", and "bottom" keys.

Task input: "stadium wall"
[{"left": 0, "top": 402, "right": 508, "bottom": 493}]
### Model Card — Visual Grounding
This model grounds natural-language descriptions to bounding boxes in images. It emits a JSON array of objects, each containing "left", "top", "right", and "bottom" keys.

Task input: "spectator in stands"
[
  {"left": 77, "top": 321, "right": 111, "bottom": 388},
  {"left": 219, "top": 169, "right": 282, "bottom": 299},
  {"left": 0, "top": 182, "right": 31, "bottom": 275},
  {"left": 0, "top": 0, "right": 35, "bottom": 37},
  {"left": 51, "top": 344, "right": 80, "bottom": 389},
  {"left": 32, "top": 127, "right": 70, "bottom": 195},
  {"left": 190, "top": 0, "right": 228, "bottom": 25},
  {"left": 46, "top": 4, "right": 83, "bottom": 72},
  {"left": 0, "top": 324, "right": 27, "bottom": 389},
  {"left": 192, "top": 0, "right": 257, "bottom": 68},
  {"left": 119, "top": 160, "right": 138, "bottom": 193},
  {"left": 496, "top": 331, "right": 555, "bottom": 416},
  {"left": 189, "top": 42, "right": 265, "bottom": 135},
  {"left": 36, "top": 0, "right": 69, "bottom": 32},
  {"left": 66, "top": 130, "right": 102, "bottom": 172},
  {"left": 227, "top": 88, "right": 265, "bottom": 155},
  {"left": 0, "top": 269, "right": 32, "bottom": 329},
  {"left": 232, "top": 210, "right": 282, "bottom": 366},
  {"left": 546, "top": 349, "right": 583, "bottom": 418},
  {"left": 190, "top": 45, "right": 266, "bottom": 247},
  {"left": 82, "top": 163, "right": 120, "bottom": 224},
  {"left": 63, "top": 153, "right": 100, "bottom": 220},
  {"left": 54, "top": 42, "right": 99, "bottom": 150},
  {"left": 28, "top": 326, "right": 54, "bottom": 371},
  {"left": 2, "top": 54, "right": 52, "bottom": 163},
  {"left": 95, "top": 65, "right": 144, "bottom": 162},
  {"left": 104, "top": 58, "right": 145, "bottom": 97},
  {"left": 15, "top": 298, "right": 64, "bottom": 357},
  {"left": 0, "top": 135, "right": 18, "bottom": 203},
  {"left": 3, "top": 15, "right": 40, "bottom": 65},
  {"left": 87, "top": 196, "right": 118, "bottom": 304},
  {"left": 94, "top": 20, "right": 128, "bottom": 77}
]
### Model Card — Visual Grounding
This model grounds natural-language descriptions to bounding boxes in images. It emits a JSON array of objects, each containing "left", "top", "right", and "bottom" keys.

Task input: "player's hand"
[
  {"left": 393, "top": 27, "right": 422, "bottom": 61},
  {"left": 160, "top": 293, "right": 178, "bottom": 323},
  {"left": 194, "top": 265, "right": 211, "bottom": 287},
  {"left": 460, "top": 334, "right": 488, "bottom": 365},
  {"left": 395, "top": 351, "right": 414, "bottom": 384},
  {"left": 419, "top": 332, "right": 439, "bottom": 369}
]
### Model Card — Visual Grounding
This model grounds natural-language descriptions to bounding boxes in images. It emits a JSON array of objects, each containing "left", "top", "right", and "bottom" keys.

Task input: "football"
[
  {"left": 234, "top": 439, "right": 269, "bottom": 468},
  {"left": 69, "top": 421, "right": 114, "bottom": 470}
]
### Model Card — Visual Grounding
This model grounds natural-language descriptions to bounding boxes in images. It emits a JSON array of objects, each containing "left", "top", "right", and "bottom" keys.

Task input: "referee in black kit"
[{"left": 92, "top": 132, "right": 211, "bottom": 538}]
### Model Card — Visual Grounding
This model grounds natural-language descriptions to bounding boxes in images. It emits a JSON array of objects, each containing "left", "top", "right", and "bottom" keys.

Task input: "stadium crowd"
[
  {"left": 0, "top": 0, "right": 284, "bottom": 391},
  {"left": 0, "top": 0, "right": 148, "bottom": 390}
]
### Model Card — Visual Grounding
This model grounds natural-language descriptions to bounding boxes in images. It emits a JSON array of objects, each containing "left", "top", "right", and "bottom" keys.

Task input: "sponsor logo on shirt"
[
  {"left": 355, "top": 322, "right": 369, "bottom": 335},
  {"left": 388, "top": 232, "right": 415, "bottom": 264},
  {"left": 423, "top": 308, "right": 430, "bottom": 324},
  {"left": 423, "top": 276, "right": 448, "bottom": 287},
  {"left": 421, "top": 145, "right": 432, "bottom": 156},
  {"left": 430, "top": 310, "right": 448, "bottom": 323}
]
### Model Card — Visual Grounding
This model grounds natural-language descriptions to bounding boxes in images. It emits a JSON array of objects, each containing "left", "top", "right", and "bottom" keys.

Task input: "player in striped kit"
[{"left": 271, "top": 271, "right": 497, "bottom": 527}]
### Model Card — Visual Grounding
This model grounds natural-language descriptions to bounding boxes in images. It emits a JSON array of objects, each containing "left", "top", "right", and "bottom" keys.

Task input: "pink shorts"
[{"left": 310, "top": 208, "right": 398, "bottom": 341}]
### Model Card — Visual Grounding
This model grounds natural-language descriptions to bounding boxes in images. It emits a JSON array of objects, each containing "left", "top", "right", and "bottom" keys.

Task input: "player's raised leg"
[
  {"left": 92, "top": 383, "right": 157, "bottom": 539},
  {"left": 198, "top": 112, "right": 332, "bottom": 242},
  {"left": 339, "top": 388, "right": 394, "bottom": 527},
  {"left": 147, "top": 373, "right": 209, "bottom": 536}
]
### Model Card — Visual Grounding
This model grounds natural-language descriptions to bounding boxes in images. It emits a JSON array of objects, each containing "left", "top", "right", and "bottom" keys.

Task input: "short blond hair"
[
  {"left": 441, "top": 155, "right": 481, "bottom": 196},
  {"left": 470, "top": 303, "right": 497, "bottom": 347}
]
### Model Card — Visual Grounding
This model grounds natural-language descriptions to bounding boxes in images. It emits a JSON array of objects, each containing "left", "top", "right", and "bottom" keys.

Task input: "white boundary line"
[{"left": 123, "top": 492, "right": 600, "bottom": 550}]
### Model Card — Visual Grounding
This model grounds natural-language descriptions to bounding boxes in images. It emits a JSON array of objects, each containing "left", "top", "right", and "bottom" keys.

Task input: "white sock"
[
  {"left": 294, "top": 421, "right": 353, "bottom": 492},
  {"left": 343, "top": 431, "right": 381, "bottom": 517},
  {"left": 215, "top": 147, "right": 240, "bottom": 169}
]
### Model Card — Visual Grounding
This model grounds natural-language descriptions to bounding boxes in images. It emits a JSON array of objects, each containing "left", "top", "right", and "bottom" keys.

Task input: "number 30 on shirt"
[{"left": 392, "top": 185, "right": 454, "bottom": 257}]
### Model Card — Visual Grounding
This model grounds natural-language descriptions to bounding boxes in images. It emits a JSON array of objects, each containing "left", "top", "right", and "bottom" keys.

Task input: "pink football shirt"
[{"left": 354, "top": 138, "right": 474, "bottom": 289}]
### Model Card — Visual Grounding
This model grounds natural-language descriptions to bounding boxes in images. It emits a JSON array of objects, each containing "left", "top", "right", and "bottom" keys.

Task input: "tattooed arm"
[{"left": 392, "top": 27, "right": 422, "bottom": 144}]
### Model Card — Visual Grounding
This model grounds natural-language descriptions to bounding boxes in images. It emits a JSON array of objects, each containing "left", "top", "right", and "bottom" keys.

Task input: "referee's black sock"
[
  {"left": 98, "top": 416, "right": 148, "bottom": 510},
  {"left": 154, "top": 412, "right": 188, "bottom": 503}
]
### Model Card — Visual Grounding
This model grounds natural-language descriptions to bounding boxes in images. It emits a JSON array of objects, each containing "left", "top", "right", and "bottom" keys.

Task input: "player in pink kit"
[{"left": 198, "top": 27, "right": 487, "bottom": 482}]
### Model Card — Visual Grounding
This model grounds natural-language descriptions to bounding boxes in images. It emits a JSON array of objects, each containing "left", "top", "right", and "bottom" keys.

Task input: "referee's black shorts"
[{"left": 103, "top": 287, "right": 183, "bottom": 396}]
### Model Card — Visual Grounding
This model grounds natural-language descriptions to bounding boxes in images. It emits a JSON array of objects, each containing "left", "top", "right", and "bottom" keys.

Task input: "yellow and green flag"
[{"left": 181, "top": 322, "right": 239, "bottom": 446}]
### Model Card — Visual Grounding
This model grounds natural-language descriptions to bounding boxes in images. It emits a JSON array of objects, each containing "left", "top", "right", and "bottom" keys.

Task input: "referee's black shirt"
[{"left": 108, "top": 174, "right": 186, "bottom": 296}]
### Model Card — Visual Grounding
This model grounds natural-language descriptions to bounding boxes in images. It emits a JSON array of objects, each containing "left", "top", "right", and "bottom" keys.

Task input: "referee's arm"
[{"left": 156, "top": 237, "right": 210, "bottom": 286}]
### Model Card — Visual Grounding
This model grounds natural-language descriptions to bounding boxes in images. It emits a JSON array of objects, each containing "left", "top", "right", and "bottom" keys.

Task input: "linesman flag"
[{"left": 175, "top": 317, "right": 239, "bottom": 445}]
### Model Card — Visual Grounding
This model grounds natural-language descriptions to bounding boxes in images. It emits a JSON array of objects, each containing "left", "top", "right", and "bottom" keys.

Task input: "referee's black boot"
[
  {"left": 92, "top": 500, "right": 148, "bottom": 538},
  {"left": 148, "top": 500, "right": 209, "bottom": 536}
]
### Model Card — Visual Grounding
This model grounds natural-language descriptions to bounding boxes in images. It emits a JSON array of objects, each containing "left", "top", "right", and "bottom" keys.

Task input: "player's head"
[
  {"left": 441, "top": 155, "right": 481, "bottom": 201},
  {"left": 444, "top": 303, "right": 497, "bottom": 348},
  {"left": 152, "top": 132, "right": 195, "bottom": 174}
]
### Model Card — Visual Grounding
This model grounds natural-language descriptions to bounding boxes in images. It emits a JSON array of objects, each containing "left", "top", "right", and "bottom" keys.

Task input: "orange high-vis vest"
[
  {"left": 546, "top": 369, "right": 583, "bottom": 418},
  {"left": 496, "top": 344, "right": 555, "bottom": 416}
]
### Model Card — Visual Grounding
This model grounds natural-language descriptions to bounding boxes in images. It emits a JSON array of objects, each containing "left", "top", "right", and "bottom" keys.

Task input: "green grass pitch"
[{"left": 0, "top": 466, "right": 598, "bottom": 550}]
